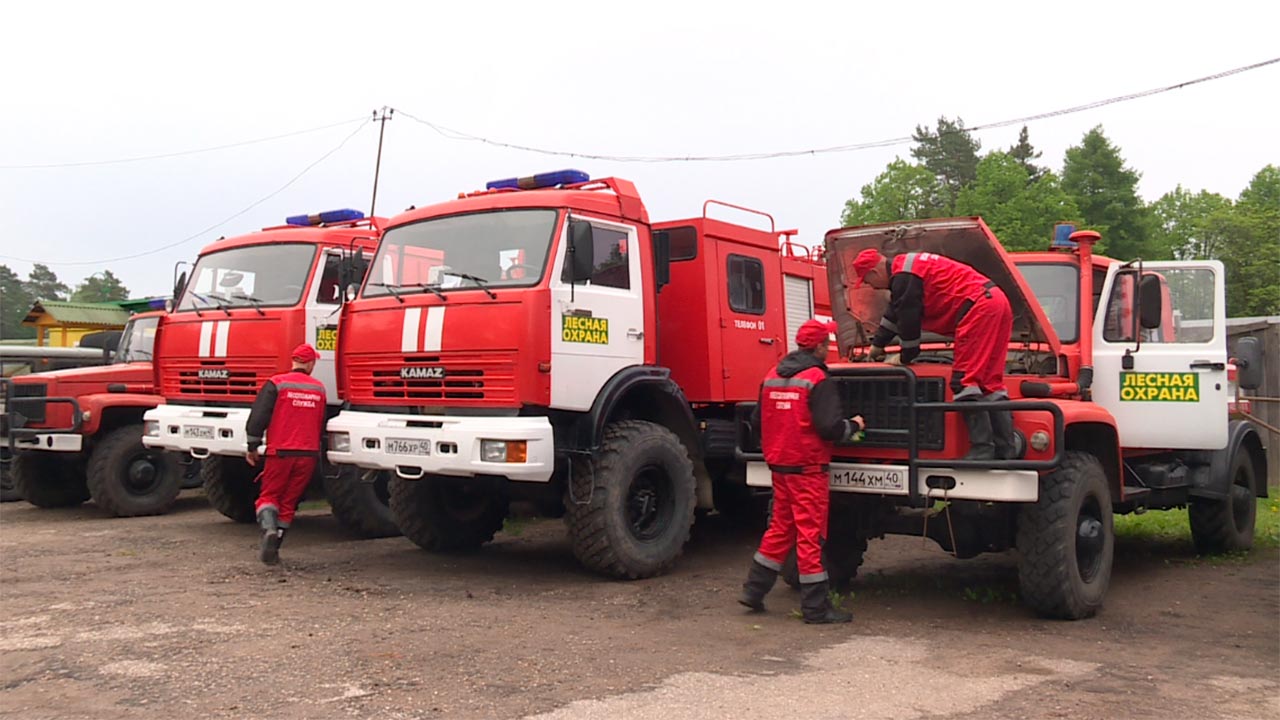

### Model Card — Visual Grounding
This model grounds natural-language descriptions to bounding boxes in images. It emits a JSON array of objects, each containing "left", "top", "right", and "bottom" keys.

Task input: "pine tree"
[
  {"left": 1061, "top": 126, "right": 1153, "bottom": 260},
  {"left": 910, "top": 116, "right": 982, "bottom": 214}
]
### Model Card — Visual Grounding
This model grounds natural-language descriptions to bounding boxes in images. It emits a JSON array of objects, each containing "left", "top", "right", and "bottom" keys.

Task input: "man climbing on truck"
[{"left": 852, "top": 247, "right": 1016, "bottom": 460}]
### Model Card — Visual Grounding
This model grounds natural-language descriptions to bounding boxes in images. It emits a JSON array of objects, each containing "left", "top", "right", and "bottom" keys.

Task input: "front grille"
[
  {"left": 9, "top": 383, "right": 48, "bottom": 425},
  {"left": 347, "top": 352, "right": 517, "bottom": 405},
  {"left": 832, "top": 376, "right": 946, "bottom": 450},
  {"left": 163, "top": 360, "right": 272, "bottom": 402}
]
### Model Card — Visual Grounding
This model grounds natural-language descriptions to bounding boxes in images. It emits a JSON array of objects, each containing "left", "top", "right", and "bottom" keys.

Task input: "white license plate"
[
  {"left": 183, "top": 425, "right": 215, "bottom": 440},
  {"left": 830, "top": 465, "right": 907, "bottom": 492},
  {"left": 387, "top": 438, "right": 431, "bottom": 456}
]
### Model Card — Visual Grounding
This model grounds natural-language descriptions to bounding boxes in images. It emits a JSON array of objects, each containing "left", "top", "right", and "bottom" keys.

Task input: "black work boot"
[
  {"left": 800, "top": 581, "right": 852, "bottom": 624},
  {"left": 738, "top": 559, "right": 779, "bottom": 612},
  {"left": 257, "top": 507, "right": 283, "bottom": 565},
  {"left": 985, "top": 392, "right": 1019, "bottom": 460},
  {"left": 962, "top": 411, "right": 996, "bottom": 460}
]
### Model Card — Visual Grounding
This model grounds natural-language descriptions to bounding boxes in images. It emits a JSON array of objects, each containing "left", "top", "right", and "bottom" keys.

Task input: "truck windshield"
[
  {"left": 364, "top": 209, "right": 557, "bottom": 297},
  {"left": 115, "top": 316, "right": 158, "bottom": 363},
  {"left": 178, "top": 244, "right": 317, "bottom": 311},
  {"left": 1015, "top": 262, "right": 1079, "bottom": 342}
]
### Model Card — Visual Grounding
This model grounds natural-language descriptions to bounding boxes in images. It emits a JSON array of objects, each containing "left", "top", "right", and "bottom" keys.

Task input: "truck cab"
[
  {"left": 328, "top": 171, "right": 832, "bottom": 578},
  {"left": 142, "top": 210, "right": 396, "bottom": 536}
]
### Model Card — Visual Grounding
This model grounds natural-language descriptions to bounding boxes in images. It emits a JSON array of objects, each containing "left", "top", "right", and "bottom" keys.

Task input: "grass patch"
[
  {"left": 297, "top": 500, "right": 329, "bottom": 512},
  {"left": 1114, "top": 492, "right": 1280, "bottom": 551}
]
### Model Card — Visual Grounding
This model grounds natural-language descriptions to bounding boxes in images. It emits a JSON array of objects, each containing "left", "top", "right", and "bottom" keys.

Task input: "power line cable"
[
  {"left": 0, "top": 116, "right": 367, "bottom": 169},
  {"left": 398, "top": 56, "right": 1279, "bottom": 162},
  {"left": 0, "top": 120, "right": 370, "bottom": 266}
]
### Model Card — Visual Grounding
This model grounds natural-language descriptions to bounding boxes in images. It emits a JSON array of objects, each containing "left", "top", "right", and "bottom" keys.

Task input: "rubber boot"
[
  {"left": 738, "top": 560, "right": 778, "bottom": 612},
  {"left": 800, "top": 581, "right": 852, "bottom": 624},
  {"left": 985, "top": 392, "right": 1019, "bottom": 460},
  {"left": 962, "top": 411, "right": 996, "bottom": 460},
  {"left": 257, "top": 507, "right": 283, "bottom": 565}
]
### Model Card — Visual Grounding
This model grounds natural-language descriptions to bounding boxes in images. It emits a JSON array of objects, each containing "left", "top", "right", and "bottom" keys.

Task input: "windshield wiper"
[
  {"left": 367, "top": 282, "right": 405, "bottom": 304},
  {"left": 239, "top": 295, "right": 267, "bottom": 316},
  {"left": 204, "top": 292, "right": 233, "bottom": 317},
  {"left": 405, "top": 283, "right": 448, "bottom": 302},
  {"left": 449, "top": 273, "right": 497, "bottom": 299}
]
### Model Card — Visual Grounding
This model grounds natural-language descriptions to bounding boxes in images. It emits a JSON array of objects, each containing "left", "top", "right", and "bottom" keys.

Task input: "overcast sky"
[{"left": 2, "top": 0, "right": 1277, "bottom": 298}]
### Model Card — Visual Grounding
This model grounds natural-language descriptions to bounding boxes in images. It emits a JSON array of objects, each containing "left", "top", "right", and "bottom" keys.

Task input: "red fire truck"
[
  {"left": 326, "top": 171, "right": 833, "bottom": 577},
  {"left": 1, "top": 311, "right": 200, "bottom": 515},
  {"left": 744, "top": 218, "right": 1268, "bottom": 619},
  {"left": 142, "top": 209, "right": 398, "bottom": 537}
]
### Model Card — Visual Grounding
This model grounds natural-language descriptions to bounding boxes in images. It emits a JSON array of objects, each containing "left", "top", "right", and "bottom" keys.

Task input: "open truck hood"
[{"left": 824, "top": 218, "right": 1056, "bottom": 355}]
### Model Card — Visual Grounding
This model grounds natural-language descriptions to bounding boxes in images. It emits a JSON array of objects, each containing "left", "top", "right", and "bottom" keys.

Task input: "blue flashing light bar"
[
  {"left": 148, "top": 297, "right": 168, "bottom": 310},
  {"left": 486, "top": 169, "right": 590, "bottom": 191},
  {"left": 1052, "top": 223, "right": 1078, "bottom": 248},
  {"left": 285, "top": 208, "right": 366, "bottom": 226}
]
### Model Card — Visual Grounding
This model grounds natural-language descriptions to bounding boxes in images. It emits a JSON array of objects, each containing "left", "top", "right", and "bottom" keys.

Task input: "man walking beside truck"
[
  {"left": 245, "top": 344, "right": 326, "bottom": 564},
  {"left": 739, "top": 319, "right": 865, "bottom": 624}
]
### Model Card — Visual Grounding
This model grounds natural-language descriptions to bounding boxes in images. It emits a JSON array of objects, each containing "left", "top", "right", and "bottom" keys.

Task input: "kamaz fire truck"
[
  {"left": 1, "top": 310, "right": 200, "bottom": 515},
  {"left": 743, "top": 218, "right": 1268, "bottom": 619},
  {"left": 142, "top": 209, "right": 398, "bottom": 537},
  {"left": 326, "top": 171, "right": 834, "bottom": 578}
]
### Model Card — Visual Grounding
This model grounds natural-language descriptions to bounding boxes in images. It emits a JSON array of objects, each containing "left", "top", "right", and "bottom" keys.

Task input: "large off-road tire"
[
  {"left": 1017, "top": 451, "right": 1114, "bottom": 620},
  {"left": 1, "top": 448, "right": 21, "bottom": 502},
  {"left": 324, "top": 466, "right": 400, "bottom": 538},
  {"left": 1189, "top": 446, "right": 1257, "bottom": 554},
  {"left": 201, "top": 455, "right": 259, "bottom": 523},
  {"left": 563, "top": 420, "right": 697, "bottom": 579},
  {"left": 86, "top": 424, "right": 181, "bottom": 517},
  {"left": 389, "top": 475, "right": 508, "bottom": 551},
  {"left": 779, "top": 502, "right": 869, "bottom": 593},
  {"left": 10, "top": 451, "right": 90, "bottom": 508}
]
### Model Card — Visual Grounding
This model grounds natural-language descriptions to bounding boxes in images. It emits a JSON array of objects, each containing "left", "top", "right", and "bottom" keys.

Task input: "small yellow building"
[{"left": 22, "top": 300, "right": 132, "bottom": 347}]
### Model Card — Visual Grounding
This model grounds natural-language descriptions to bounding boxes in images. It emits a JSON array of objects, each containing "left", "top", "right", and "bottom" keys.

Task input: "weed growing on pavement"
[{"left": 503, "top": 517, "right": 528, "bottom": 537}]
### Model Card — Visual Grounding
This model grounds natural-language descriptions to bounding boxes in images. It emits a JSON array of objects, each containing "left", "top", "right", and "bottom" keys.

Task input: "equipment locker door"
[
  {"left": 549, "top": 216, "right": 645, "bottom": 411},
  {"left": 304, "top": 250, "right": 344, "bottom": 404},
  {"left": 1092, "top": 260, "right": 1228, "bottom": 449}
]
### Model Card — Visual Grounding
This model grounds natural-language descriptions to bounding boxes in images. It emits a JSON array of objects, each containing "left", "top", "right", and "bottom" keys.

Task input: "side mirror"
[
  {"left": 1234, "top": 336, "right": 1264, "bottom": 390},
  {"left": 344, "top": 283, "right": 360, "bottom": 302},
  {"left": 1138, "top": 273, "right": 1163, "bottom": 330},
  {"left": 568, "top": 220, "right": 595, "bottom": 283},
  {"left": 652, "top": 230, "right": 671, "bottom": 290},
  {"left": 173, "top": 270, "right": 188, "bottom": 303}
]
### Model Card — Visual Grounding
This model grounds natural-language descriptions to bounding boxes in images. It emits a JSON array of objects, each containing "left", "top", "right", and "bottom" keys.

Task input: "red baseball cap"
[
  {"left": 796, "top": 319, "right": 837, "bottom": 349},
  {"left": 852, "top": 248, "right": 884, "bottom": 288},
  {"left": 291, "top": 343, "right": 320, "bottom": 362}
]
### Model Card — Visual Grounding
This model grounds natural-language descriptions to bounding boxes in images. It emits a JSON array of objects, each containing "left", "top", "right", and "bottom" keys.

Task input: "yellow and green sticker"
[
  {"left": 315, "top": 325, "right": 338, "bottom": 352},
  {"left": 563, "top": 315, "right": 609, "bottom": 345},
  {"left": 1119, "top": 372, "right": 1200, "bottom": 402}
]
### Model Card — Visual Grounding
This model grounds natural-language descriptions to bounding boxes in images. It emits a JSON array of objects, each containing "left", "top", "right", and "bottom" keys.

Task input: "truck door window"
[
  {"left": 562, "top": 225, "right": 630, "bottom": 289},
  {"left": 665, "top": 226, "right": 698, "bottom": 261},
  {"left": 728, "top": 254, "right": 765, "bottom": 315},
  {"left": 314, "top": 254, "right": 343, "bottom": 304},
  {"left": 1103, "top": 267, "right": 1214, "bottom": 344}
]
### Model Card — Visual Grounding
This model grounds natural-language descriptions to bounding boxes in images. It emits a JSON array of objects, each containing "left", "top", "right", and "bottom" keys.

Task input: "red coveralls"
[
  {"left": 755, "top": 365, "right": 835, "bottom": 583},
  {"left": 872, "top": 252, "right": 1013, "bottom": 395},
  {"left": 246, "top": 370, "right": 327, "bottom": 528}
]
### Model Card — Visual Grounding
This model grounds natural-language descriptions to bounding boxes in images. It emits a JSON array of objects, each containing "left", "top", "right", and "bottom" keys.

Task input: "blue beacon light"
[
  {"left": 486, "top": 169, "right": 590, "bottom": 191},
  {"left": 285, "top": 208, "right": 366, "bottom": 226},
  {"left": 1052, "top": 223, "right": 1078, "bottom": 249}
]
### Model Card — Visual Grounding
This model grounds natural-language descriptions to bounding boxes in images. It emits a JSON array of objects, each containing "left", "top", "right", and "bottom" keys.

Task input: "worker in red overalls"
[
  {"left": 245, "top": 343, "right": 327, "bottom": 564},
  {"left": 739, "top": 319, "right": 865, "bottom": 624},
  {"left": 852, "top": 248, "right": 1016, "bottom": 460}
]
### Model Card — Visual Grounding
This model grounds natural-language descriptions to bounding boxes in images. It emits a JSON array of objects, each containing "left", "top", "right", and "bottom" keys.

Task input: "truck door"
[
  {"left": 305, "top": 249, "right": 344, "bottom": 404},
  {"left": 719, "top": 246, "right": 783, "bottom": 399},
  {"left": 1092, "top": 260, "right": 1228, "bottom": 449},
  {"left": 549, "top": 216, "right": 644, "bottom": 411}
]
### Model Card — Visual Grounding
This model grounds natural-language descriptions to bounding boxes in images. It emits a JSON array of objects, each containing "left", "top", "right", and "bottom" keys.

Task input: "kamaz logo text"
[
  {"left": 400, "top": 366, "right": 445, "bottom": 380},
  {"left": 197, "top": 368, "right": 230, "bottom": 380}
]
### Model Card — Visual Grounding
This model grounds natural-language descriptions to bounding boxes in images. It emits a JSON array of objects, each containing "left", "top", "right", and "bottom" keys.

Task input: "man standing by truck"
[
  {"left": 739, "top": 319, "right": 864, "bottom": 624},
  {"left": 245, "top": 344, "right": 326, "bottom": 564},
  {"left": 852, "top": 248, "right": 1016, "bottom": 460}
]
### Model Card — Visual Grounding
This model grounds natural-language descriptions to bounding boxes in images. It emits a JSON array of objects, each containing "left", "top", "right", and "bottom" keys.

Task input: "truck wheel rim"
[
  {"left": 125, "top": 454, "right": 161, "bottom": 495},
  {"left": 627, "top": 465, "right": 673, "bottom": 542},
  {"left": 1075, "top": 496, "right": 1105, "bottom": 583}
]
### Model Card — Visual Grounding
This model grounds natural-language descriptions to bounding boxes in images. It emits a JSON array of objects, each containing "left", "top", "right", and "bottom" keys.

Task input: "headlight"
[
  {"left": 328, "top": 432, "right": 351, "bottom": 453},
  {"left": 1029, "top": 430, "right": 1050, "bottom": 453},
  {"left": 481, "top": 440, "right": 527, "bottom": 463},
  {"left": 143, "top": 420, "right": 160, "bottom": 437},
  {"left": 81, "top": 409, "right": 92, "bottom": 423}
]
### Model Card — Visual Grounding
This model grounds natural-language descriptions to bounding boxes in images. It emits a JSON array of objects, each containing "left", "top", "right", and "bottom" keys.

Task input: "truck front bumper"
[
  {"left": 747, "top": 461, "right": 1039, "bottom": 503},
  {"left": 142, "top": 405, "right": 253, "bottom": 458},
  {"left": 12, "top": 433, "right": 83, "bottom": 452},
  {"left": 326, "top": 410, "right": 554, "bottom": 482}
]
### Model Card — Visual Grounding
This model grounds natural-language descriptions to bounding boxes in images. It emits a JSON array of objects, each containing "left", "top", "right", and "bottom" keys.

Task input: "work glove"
[{"left": 868, "top": 345, "right": 886, "bottom": 362}]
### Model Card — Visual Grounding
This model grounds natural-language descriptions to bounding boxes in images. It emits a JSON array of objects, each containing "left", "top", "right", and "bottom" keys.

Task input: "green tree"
[
  {"left": 1219, "top": 165, "right": 1280, "bottom": 316},
  {"left": 911, "top": 116, "right": 981, "bottom": 213},
  {"left": 955, "top": 152, "right": 1081, "bottom": 252},
  {"left": 0, "top": 265, "right": 37, "bottom": 339},
  {"left": 1061, "top": 126, "right": 1153, "bottom": 260},
  {"left": 1008, "top": 126, "right": 1045, "bottom": 182},
  {"left": 24, "top": 263, "right": 70, "bottom": 302},
  {"left": 1149, "top": 185, "right": 1233, "bottom": 260},
  {"left": 840, "top": 159, "right": 943, "bottom": 226},
  {"left": 71, "top": 270, "right": 130, "bottom": 303}
]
